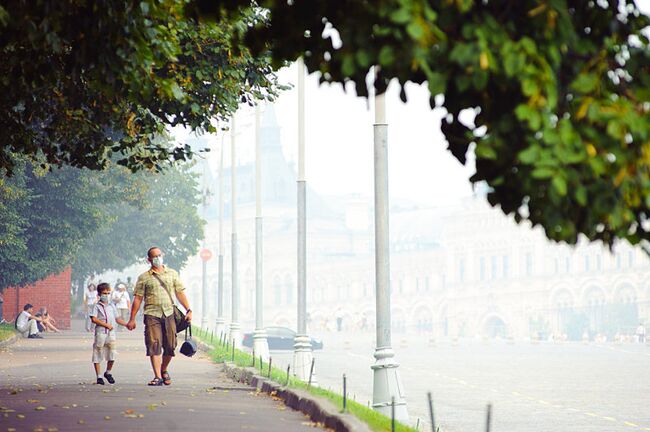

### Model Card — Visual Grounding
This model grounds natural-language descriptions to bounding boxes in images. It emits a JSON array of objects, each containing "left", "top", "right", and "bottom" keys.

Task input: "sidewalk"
[{"left": 0, "top": 320, "right": 324, "bottom": 431}]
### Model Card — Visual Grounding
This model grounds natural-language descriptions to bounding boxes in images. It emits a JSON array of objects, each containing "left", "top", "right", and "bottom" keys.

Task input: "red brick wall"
[{"left": 2, "top": 267, "right": 72, "bottom": 329}]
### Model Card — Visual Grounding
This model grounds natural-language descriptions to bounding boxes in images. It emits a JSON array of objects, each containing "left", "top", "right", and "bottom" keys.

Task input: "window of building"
[
  {"left": 597, "top": 254, "right": 602, "bottom": 271},
  {"left": 415, "top": 277, "right": 420, "bottom": 292},
  {"left": 491, "top": 256, "right": 497, "bottom": 280},
  {"left": 584, "top": 255, "right": 590, "bottom": 272},
  {"left": 526, "top": 253, "right": 533, "bottom": 276},
  {"left": 616, "top": 253, "right": 621, "bottom": 269},
  {"left": 565, "top": 256, "right": 571, "bottom": 273},
  {"left": 554, "top": 258, "right": 559, "bottom": 275},
  {"left": 503, "top": 255, "right": 509, "bottom": 279},
  {"left": 479, "top": 257, "right": 486, "bottom": 281},
  {"left": 629, "top": 250, "right": 635, "bottom": 267},
  {"left": 425, "top": 276, "right": 431, "bottom": 292}
]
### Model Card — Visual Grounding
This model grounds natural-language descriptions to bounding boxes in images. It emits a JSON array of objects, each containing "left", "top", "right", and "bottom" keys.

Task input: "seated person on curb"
[
  {"left": 90, "top": 283, "right": 128, "bottom": 385},
  {"left": 35, "top": 307, "right": 60, "bottom": 333},
  {"left": 15, "top": 304, "right": 44, "bottom": 339}
]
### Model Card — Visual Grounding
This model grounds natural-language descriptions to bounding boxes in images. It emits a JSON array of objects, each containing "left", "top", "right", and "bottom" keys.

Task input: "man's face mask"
[{"left": 152, "top": 255, "right": 163, "bottom": 268}]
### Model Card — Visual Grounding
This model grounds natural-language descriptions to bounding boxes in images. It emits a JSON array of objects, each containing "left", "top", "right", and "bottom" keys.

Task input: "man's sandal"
[
  {"left": 161, "top": 370, "right": 171, "bottom": 386},
  {"left": 147, "top": 377, "right": 164, "bottom": 386}
]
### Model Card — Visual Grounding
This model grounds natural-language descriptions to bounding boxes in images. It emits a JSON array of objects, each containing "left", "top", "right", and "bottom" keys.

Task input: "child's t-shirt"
[{"left": 89, "top": 301, "right": 118, "bottom": 338}]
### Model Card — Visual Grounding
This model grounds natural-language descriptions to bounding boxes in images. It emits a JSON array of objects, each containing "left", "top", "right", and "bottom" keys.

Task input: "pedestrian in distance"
[
  {"left": 636, "top": 323, "right": 646, "bottom": 344},
  {"left": 90, "top": 282, "right": 128, "bottom": 385},
  {"left": 15, "top": 303, "right": 44, "bottom": 338},
  {"left": 83, "top": 283, "right": 98, "bottom": 332},
  {"left": 112, "top": 283, "right": 131, "bottom": 331},
  {"left": 35, "top": 307, "right": 60, "bottom": 333},
  {"left": 126, "top": 246, "right": 192, "bottom": 386}
]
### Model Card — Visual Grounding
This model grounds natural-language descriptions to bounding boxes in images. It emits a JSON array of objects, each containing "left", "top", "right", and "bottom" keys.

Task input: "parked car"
[{"left": 242, "top": 326, "right": 323, "bottom": 351}]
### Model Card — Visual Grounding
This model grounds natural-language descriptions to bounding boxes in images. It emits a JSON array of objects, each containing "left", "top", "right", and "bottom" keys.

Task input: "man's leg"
[
  {"left": 28, "top": 319, "right": 39, "bottom": 336},
  {"left": 149, "top": 355, "right": 162, "bottom": 378},
  {"left": 161, "top": 355, "right": 173, "bottom": 373},
  {"left": 144, "top": 315, "right": 164, "bottom": 381}
]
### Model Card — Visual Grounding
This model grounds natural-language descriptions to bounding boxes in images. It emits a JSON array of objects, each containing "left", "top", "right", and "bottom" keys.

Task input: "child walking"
[{"left": 90, "top": 282, "right": 127, "bottom": 385}]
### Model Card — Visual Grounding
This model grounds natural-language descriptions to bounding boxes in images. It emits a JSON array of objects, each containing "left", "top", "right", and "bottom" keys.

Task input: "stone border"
[
  {"left": 222, "top": 362, "right": 371, "bottom": 432},
  {"left": 0, "top": 334, "right": 19, "bottom": 349}
]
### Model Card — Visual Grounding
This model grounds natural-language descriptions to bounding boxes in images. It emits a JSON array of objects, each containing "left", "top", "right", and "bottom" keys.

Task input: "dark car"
[{"left": 242, "top": 326, "right": 323, "bottom": 351}]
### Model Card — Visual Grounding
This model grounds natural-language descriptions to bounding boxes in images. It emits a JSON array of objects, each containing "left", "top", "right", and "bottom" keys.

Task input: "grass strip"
[
  {"left": 192, "top": 326, "right": 417, "bottom": 432},
  {"left": 0, "top": 323, "right": 18, "bottom": 343}
]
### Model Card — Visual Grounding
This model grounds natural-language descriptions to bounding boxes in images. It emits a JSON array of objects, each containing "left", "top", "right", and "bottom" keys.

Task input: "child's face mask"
[{"left": 100, "top": 294, "right": 110, "bottom": 303}]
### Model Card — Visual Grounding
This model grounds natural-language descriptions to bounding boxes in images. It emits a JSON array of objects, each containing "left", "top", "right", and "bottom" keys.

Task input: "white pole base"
[
  {"left": 229, "top": 322, "right": 242, "bottom": 350},
  {"left": 252, "top": 329, "right": 270, "bottom": 362},
  {"left": 292, "top": 334, "right": 318, "bottom": 386},
  {"left": 371, "top": 346, "right": 409, "bottom": 423},
  {"left": 215, "top": 317, "right": 227, "bottom": 341}
]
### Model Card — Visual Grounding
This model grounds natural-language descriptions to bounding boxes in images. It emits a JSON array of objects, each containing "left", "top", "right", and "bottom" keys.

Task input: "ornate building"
[{"left": 182, "top": 106, "right": 650, "bottom": 341}]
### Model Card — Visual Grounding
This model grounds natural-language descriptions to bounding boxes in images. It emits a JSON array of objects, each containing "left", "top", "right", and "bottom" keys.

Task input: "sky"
[{"left": 175, "top": 0, "right": 650, "bottom": 208}]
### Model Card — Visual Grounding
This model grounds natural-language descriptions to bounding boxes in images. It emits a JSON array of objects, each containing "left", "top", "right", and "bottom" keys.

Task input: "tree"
[
  {"left": 0, "top": 1, "right": 281, "bottom": 174},
  {"left": 210, "top": 0, "right": 650, "bottom": 250},
  {"left": 71, "top": 163, "right": 205, "bottom": 295}
]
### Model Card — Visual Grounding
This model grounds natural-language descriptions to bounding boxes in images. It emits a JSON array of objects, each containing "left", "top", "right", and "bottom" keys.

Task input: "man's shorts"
[
  {"left": 144, "top": 314, "right": 177, "bottom": 357},
  {"left": 92, "top": 333, "right": 117, "bottom": 363}
]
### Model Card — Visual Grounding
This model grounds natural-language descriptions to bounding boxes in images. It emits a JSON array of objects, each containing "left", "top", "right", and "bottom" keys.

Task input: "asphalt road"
[
  {"left": 0, "top": 321, "right": 324, "bottom": 432},
  {"left": 265, "top": 332, "right": 650, "bottom": 432}
]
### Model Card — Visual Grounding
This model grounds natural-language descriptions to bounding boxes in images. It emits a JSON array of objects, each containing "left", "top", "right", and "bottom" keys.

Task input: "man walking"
[{"left": 126, "top": 247, "right": 192, "bottom": 386}]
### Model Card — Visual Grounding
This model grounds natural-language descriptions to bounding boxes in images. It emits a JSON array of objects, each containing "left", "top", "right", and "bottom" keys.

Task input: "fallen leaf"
[
  {"left": 17, "top": 414, "right": 25, "bottom": 419},
  {"left": 77, "top": 420, "right": 85, "bottom": 424},
  {"left": 35, "top": 406, "right": 46, "bottom": 411},
  {"left": 104, "top": 416, "right": 111, "bottom": 420},
  {"left": 127, "top": 397, "right": 134, "bottom": 401},
  {"left": 71, "top": 404, "right": 77, "bottom": 408},
  {"left": 26, "top": 399, "right": 40, "bottom": 404},
  {"left": 48, "top": 428, "right": 59, "bottom": 431},
  {"left": 8, "top": 428, "right": 16, "bottom": 432},
  {"left": 137, "top": 414, "right": 145, "bottom": 418},
  {"left": 147, "top": 404, "right": 158, "bottom": 411}
]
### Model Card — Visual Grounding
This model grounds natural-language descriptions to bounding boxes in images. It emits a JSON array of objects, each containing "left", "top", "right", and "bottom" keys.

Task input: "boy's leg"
[
  {"left": 106, "top": 360, "right": 114, "bottom": 372},
  {"left": 93, "top": 363, "right": 101, "bottom": 376}
]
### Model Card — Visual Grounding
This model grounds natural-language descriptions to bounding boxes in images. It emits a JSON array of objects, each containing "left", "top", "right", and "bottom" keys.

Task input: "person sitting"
[
  {"left": 35, "top": 307, "right": 60, "bottom": 333},
  {"left": 15, "top": 304, "right": 44, "bottom": 339}
]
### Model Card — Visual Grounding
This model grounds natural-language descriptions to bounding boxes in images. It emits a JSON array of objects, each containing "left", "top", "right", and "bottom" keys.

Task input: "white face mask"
[
  {"left": 100, "top": 294, "right": 110, "bottom": 303},
  {"left": 152, "top": 256, "right": 163, "bottom": 268}
]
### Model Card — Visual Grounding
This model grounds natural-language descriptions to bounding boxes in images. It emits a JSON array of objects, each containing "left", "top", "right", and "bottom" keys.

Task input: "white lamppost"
[
  {"left": 229, "top": 114, "right": 241, "bottom": 348},
  {"left": 371, "top": 86, "right": 408, "bottom": 421},
  {"left": 292, "top": 58, "right": 317, "bottom": 385},
  {"left": 253, "top": 103, "right": 270, "bottom": 361},
  {"left": 215, "top": 131, "right": 227, "bottom": 338}
]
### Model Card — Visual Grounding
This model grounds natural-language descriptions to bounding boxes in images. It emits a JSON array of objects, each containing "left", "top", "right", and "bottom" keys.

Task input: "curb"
[
  {"left": 0, "top": 334, "right": 19, "bottom": 349},
  {"left": 222, "top": 362, "right": 371, "bottom": 432}
]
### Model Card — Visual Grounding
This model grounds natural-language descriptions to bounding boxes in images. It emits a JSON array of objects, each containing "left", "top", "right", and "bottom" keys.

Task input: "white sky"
[{"left": 176, "top": 0, "right": 650, "bottom": 208}]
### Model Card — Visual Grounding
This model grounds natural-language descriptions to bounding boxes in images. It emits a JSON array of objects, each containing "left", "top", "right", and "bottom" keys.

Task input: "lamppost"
[
  {"left": 253, "top": 103, "right": 270, "bottom": 361},
  {"left": 215, "top": 131, "right": 227, "bottom": 337},
  {"left": 371, "top": 86, "right": 408, "bottom": 422},
  {"left": 200, "top": 159, "right": 211, "bottom": 329},
  {"left": 292, "top": 58, "right": 317, "bottom": 385},
  {"left": 229, "top": 114, "right": 241, "bottom": 348}
]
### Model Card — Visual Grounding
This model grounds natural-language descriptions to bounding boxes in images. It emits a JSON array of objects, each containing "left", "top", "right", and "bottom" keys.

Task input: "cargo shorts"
[{"left": 144, "top": 314, "right": 177, "bottom": 357}]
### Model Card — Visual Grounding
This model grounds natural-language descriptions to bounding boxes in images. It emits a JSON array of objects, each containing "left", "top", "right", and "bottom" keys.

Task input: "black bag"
[
  {"left": 180, "top": 327, "right": 197, "bottom": 357},
  {"left": 152, "top": 273, "right": 189, "bottom": 333}
]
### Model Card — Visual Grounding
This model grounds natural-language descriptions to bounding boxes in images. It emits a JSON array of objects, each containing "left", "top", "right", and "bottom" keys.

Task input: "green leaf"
[
  {"left": 379, "top": 46, "right": 395, "bottom": 66},
  {"left": 531, "top": 167, "right": 555, "bottom": 178},
  {"left": 552, "top": 176, "right": 568, "bottom": 196},
  {"left": 571, "top": 73, "right": 598, "bottom": 93}
]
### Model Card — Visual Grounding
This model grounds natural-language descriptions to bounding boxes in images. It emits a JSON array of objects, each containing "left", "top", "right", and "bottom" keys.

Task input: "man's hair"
[
  {"left": 97, "top": 282, "right": 111, "bottom": 294},
  {"left": 23, "top": 303, "right": 33, "bottom": 311},
  {"left": 147, "top": 246, "right": 161, "bottom": 259}
]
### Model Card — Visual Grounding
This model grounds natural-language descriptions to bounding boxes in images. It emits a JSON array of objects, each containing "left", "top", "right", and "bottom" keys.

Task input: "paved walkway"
[{"left": 0, "top": 321, "right": 324, "bottom": 431}]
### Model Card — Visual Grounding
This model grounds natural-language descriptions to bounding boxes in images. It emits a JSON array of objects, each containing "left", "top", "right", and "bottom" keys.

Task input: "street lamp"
[
  {"left": 253, "top": 103, "right": 270, "bottom": 361},
  {"left": 292, "top": 58, "right": 317, "bottom": 385},
  {"left": 215, "top": 131, "right": 227, "bottom": 338},
  {"left": 229, "top": 114, "right": 241, "bottom": 349},
  {"left": 371, "top": 86, "right": 408, "bottom": 422}
]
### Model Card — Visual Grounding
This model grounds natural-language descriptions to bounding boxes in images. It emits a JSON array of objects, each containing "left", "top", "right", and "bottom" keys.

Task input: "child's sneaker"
[
  {"left": 96, "top": 377, "right": 105, "bottom": 385},
  {"left": 103, "top": 372, "right": 115, "bottom": 384}
]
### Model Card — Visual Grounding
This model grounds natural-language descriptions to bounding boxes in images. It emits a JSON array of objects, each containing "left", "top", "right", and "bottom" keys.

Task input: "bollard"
[
  {"left": 391, "top": 396, "right": 396, "bottom": 432},
  {"left": 210, "top": 330, "right": 214, "bottom": 344},
  {"left": 427, "top": 392, "right": 435, "bottom": 432},
  {"left": 485, "top": 403, "right": 492, "bottom": 432},
  {"left": 308, "top": 358, "right": 315, "bottom": 388},
  {"left": 286, "top": 365, "right": 291, "bottom": 386},
  {"left": 231, "top": 340, "right": 235, "bottom": 362},
  {"left": 268, "top": 357, "right": 273, "bottom": 378},
  {"left": 252, "top": 349, "right": 256, "bottom": 367},
  {"left": 416, "top": 418, "right": 420, "bottom": 431},
  {"left": 259, "top": 355, "right": 263, "bottom": 372},
  {"left": 342, "top": 374, "right": 347, "bottom": 412}
]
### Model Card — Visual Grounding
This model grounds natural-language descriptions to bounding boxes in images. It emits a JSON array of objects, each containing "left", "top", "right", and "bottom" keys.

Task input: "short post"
[
  {"left": 211, "top": 330, "right": 214, "bottom": 344},
  {"left": 427, "top": 392, "right": 435, "bottom": 432},
  {"left": 268, "top": 357, "right": 273, "bottom": 378},
  {"left": 308, "top": 358, "right": 315, "bottom": 388},
  {"left": 286, "top": 365, "right": 291, "bottom": 386},
  {"left": 342, "top": 374, "right": 347, "bottom": 412},
  {"left": 391, "top": 397, "right": 396, "bottom": 432},
  {"left": 485, "top": 404, "right": 492, "bottom": 432},
  {"left": 259, "top": 355, "right": 263, "bottom": 371},
  {"left": 252, "top": 349, "right": 256, "bottom": 367},
  {"left": 231, "top": 339, "right": 235, "bottom": 362}
]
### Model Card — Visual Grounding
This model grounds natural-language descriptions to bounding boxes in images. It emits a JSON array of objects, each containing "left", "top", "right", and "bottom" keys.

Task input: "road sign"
[{"left": 200, "top": 248, "right": 212, "bottom": 261}]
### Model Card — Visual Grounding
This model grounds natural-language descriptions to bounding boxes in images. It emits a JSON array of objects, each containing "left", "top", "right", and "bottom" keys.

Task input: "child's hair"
[{"left": 97, "top": 282, "right": 111, "bottom": 294}]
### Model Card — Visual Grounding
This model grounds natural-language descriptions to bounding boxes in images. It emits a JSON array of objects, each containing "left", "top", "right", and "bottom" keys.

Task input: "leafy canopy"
[
  {"left": 211, "top": 0, "right": 650, "bottom": 250},
  {"left": 0, "top": 1, "right": 281, "bottom": 174}
]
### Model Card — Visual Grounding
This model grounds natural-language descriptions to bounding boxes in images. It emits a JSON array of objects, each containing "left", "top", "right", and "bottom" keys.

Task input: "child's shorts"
[{"left": 92, "top": 333, "right": 117, "bottom": 363}]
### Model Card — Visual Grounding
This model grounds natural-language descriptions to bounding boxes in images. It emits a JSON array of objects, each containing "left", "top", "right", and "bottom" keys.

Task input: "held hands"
[
  {"left": 126, "top": 319, "right": 136, "bottom": 331},
  {"left": 105, "top": 324, "right": 114, "bottom": 331}
]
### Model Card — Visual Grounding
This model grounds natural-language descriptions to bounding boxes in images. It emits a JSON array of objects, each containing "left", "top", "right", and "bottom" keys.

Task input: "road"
[
  {"left": 263, "top": 332, "right": 650, "bottom": 432},
  {"left": 0, "top": 321, "right": 324, "bottom": 432}
]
